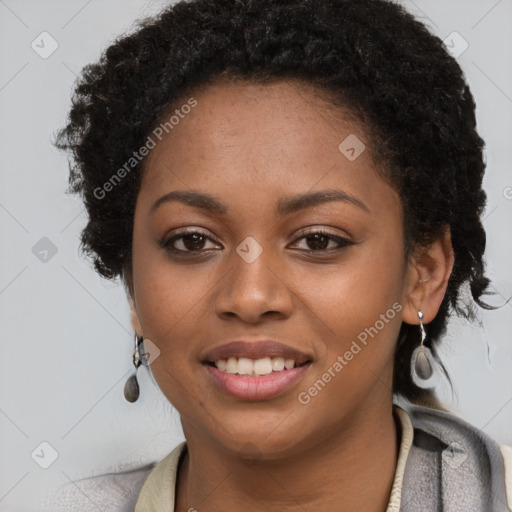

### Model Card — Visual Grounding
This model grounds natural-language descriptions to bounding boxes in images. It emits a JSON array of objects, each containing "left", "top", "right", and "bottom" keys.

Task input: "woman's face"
[{"left": 130, "top": 79, "right": 414, "bottom": 458}]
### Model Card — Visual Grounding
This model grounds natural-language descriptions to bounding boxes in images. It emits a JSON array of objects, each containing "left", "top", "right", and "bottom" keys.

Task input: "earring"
[
  {"left": 124, "top": 333, "right": 144, "bottom": 402},
  {"left": 410, "top": 311, "right": 438, "bottom": 389}
]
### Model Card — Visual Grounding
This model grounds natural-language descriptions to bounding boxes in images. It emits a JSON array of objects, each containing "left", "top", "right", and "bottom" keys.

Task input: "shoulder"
[
  {"left": 40, "top": 462, "right": 157, "bottom": 512},
  {"left": 400, "top": 402, "right": 512, "bottom": 511},
  {"left": 499, "top": 443, "right": 512, "bottom": 510},
  {"left": 133, "top": 441, "right": 187, "bottom": 511}
]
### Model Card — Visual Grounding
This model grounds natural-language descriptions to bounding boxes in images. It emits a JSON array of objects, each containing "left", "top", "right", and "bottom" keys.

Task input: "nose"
[{"left": 214, "top": 245, "right": 294, "bottom": 324}]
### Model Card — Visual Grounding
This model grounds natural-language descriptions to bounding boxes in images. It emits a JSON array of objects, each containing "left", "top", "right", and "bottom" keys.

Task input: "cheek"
[
  {"left": 132, "top": 260, "right": 210, "bottom": 405},
  {"left": 134, "top": 265, "right": 208, "bottom": 341},
  {"left": 131, "top": 228, "right": 211, "bottom": 354},
  {"left": 300, "top": 235, "right": 405, "bottom": 361}
]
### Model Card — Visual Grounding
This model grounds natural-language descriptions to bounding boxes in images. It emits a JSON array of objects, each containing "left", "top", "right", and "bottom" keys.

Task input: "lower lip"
[{"left": 205, "top": 363, "right": 311, "bottom": 401}]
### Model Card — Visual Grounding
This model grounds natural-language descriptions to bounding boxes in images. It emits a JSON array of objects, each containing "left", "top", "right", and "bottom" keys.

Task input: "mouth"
[
  {"left": 205, "top": 356, "right": 311, "bottom": 376},
  {"left": 202, "top": 340, "right": 313, "bottom": 400}
]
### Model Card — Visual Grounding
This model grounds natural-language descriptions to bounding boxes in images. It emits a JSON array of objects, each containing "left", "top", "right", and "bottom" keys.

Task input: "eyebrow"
[{"left": 149, "top": 189, "right": 370, "bottom": 216}]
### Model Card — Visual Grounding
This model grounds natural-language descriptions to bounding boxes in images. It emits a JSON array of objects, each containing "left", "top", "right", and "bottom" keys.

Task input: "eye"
[
  {"left": 160, "top": 229, "right": 221, "bottom": 254},
  {"left": 160, "top": 227, "right": 354, "bottom": 256},
  {"left": 291, "top": 229, "right": 354, "bottom": 252}
]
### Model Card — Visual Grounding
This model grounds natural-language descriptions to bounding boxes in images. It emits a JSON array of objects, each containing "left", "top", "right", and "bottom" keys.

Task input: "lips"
[
  {"left": 202, "top": 340, "right": 313, "bottom": 400},
  {"left": 202, "top": 340, "right": 312, "bottom": 366}
]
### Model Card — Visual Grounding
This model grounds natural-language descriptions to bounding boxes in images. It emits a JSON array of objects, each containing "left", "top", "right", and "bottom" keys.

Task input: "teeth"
[
  {"left": 253, "top": 357, "right": 272, "bottom": 376},
  {"left": 272, "top": 357, "right": 285, "bottom": 371},
  {"left": 284, "top": 358, "right": 295, "bottom": 370},
  {"left": 226, "top": 357, "right": 238, "bottom": 374},
  {"left": 238, "top": 357, "right": 254, "bottom": 375},
  {"left": 214, "top": 356, "right": 298, "bottom": 375}
]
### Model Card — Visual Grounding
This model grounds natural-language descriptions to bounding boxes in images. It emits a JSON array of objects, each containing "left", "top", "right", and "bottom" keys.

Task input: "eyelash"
[{"left": 160, "top": 228, "right": 354, "bottom": 256}]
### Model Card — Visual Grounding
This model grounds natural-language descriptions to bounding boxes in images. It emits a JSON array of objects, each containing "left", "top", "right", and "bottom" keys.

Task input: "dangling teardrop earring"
[
  {"left": 124, "top": 333, "right": 144, "bottom": 402},
  {"left": 410, "top": 311, "right": 439, "bottom": 388}
]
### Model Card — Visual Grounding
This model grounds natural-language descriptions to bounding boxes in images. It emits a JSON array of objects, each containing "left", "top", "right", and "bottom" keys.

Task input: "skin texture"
[{"left": 129, "top": 79, "right": 454, "bottom": 512}]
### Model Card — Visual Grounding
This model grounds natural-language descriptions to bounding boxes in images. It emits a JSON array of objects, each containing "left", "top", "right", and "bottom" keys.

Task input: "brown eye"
[
  {"left": 304, "top": 233, "right": 331, "bottom": 250},
  {"left": 161, "top": 229, "right": 220, "bottom": 254},
  {"left": 179, "top": 233, "right": 206, "bottom": 251},
  {"left": 292, "top": 230, "right": 354, "bottom": 252}
]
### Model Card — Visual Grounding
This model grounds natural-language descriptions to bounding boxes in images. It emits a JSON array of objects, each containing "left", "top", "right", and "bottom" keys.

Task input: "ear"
[
  {"left": 122, "top": 266, "right": 143, "bottom": 335},
  {"left": 128, "top": 294, "right": 144, "bottom": 336},
  {"left": 401, "top": 227, "right": 455, "bottom": 325}
]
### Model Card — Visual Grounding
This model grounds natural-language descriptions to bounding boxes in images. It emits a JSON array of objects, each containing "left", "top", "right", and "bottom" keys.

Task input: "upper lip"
[{"left": 202, "top": 340, "right": 312, "bottom": 366}]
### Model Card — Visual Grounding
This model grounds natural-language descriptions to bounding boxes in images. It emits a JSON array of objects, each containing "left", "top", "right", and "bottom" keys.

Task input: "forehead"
[{"left": 138, "top": 79, "right": 397, "bottom": 215}]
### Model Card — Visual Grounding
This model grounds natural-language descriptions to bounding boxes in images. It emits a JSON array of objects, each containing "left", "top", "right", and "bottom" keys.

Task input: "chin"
[{"left": 203, "top": 411, "right": 310, "bottom": 459}]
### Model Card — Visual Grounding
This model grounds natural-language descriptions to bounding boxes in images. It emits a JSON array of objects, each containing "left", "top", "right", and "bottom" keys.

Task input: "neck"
[{"left": 175, "top": 400, "right": 400, "bottom": 512}]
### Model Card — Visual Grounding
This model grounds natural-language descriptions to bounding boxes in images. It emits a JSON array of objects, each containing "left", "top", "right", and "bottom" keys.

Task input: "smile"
[
  {"left": 202, "top": 339, "right": 313, "bottom": 400},
  {"left": 204, "top": 358, "right": 312, "bottom": 401},
  {"left": 211, "top": 356, "right": 305, "bottom": 376}
]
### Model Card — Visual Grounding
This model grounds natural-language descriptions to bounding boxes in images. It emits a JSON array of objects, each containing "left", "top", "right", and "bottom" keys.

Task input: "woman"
[{"left": 46, "top": 0, "right": 512, "bottom": 510}]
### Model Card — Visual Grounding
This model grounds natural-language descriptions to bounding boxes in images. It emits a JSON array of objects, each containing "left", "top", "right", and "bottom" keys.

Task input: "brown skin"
[{"left": 128, "top": 79, "right": 454, "bottom": 512}]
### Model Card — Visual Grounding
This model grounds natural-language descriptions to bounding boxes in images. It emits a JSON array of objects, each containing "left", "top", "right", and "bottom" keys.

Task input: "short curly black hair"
[{"left": 54, "top": 0, "right": 492, "bottom": 408}]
